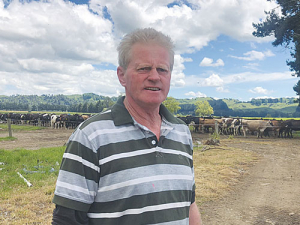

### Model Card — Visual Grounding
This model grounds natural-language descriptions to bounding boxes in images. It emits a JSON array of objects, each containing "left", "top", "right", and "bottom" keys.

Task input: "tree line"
[
  {"left": 176, "top": 98, "right": 299, "bottom": 118},
  {"left": 0, "top": 94, "right": 116, "bottom": 113},
  {"left": 0, "top": 94, "right": 299, "bottom": 117}
]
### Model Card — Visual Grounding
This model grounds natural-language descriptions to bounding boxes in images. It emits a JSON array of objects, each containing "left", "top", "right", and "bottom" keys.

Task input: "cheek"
[{"left": 163, "top": 76, "right": 171, "bottom": 88}]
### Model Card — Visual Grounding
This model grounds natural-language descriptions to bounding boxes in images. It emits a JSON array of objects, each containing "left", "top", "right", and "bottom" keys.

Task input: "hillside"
[
  {"left": 0, "top": 94, "right": 299, "bottom": 117},
  {"left": 176, "top": 97, "right": 299, "bottom": 117}
]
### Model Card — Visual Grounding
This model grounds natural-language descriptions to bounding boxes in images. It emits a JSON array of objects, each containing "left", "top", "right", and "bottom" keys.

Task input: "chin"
[{"left": 145, "top": 99, "right": 165, "bottom": 107}]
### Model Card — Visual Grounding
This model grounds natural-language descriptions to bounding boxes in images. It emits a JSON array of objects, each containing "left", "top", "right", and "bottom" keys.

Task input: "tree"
[
  {"left": 293, "top": 80, "right": 300, "bottom": 105},
  {"left": 208, "top": 99, "right": 229, "bottom": 110},
  {"left": 95, "top": 100, "right": 104, "bottom": 113},
  {"left": 253, "top": 0, "right": 300, "bottom": 102},
  {"left": 163, "top": 97, "right": 181, "bottom": 114},
  {"left": 253, "top": 0, "right": 300, "bottom": 77},
  {"left": 250, "top": 98, "right": 262, "bottom": 106},
  {"left": 194, "top": 100, "right": 214, "bottom": 117}
]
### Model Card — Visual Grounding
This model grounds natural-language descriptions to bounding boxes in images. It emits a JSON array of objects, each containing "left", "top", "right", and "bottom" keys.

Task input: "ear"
[{"left": 117, "top": 66, "right": 126, "bottom": 87}]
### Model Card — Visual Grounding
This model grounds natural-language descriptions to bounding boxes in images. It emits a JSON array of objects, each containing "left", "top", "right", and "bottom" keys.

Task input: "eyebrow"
[{"left": 136, "top": 64, "right": 169, "bottom": 70}]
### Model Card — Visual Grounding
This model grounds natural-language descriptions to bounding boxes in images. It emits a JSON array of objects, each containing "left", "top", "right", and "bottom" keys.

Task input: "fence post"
[
  {"left": 215, "top": 120, "right": 219, "bottom": 134},
  {"left": 8, "top": 118, "right": 12, "bottom": 137}
]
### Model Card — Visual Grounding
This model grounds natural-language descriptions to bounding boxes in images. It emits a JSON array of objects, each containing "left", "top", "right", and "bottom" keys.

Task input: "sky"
[{"left": 0, "top": 0, "right": 299, "bottom": 101}]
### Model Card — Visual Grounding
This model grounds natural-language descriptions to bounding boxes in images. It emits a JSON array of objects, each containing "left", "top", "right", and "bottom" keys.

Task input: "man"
[{"left": 52, "top": 28, "right": 202, "bottom": 225}]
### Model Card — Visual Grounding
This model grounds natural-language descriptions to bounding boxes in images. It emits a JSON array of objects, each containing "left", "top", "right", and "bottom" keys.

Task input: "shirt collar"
[{"left": 111, "top": 96, "right": 180, "bottom": 126}]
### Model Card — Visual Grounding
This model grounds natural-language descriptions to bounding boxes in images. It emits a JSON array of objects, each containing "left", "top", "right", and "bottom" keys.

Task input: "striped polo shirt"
[{"left": 53, "top": 97, "right": 196, "bottom": 225}]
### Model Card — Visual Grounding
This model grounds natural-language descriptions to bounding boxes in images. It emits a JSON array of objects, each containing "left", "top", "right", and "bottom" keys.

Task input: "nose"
[{"left": 148, "top": 68, "right": 160, "bottom": 81}]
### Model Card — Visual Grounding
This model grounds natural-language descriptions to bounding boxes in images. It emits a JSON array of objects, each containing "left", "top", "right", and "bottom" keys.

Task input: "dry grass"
[
  {"left": 194, "top": 139, "right": 259, "bottom": 206},
  {"left": 0, "top": 182, "right": 55, "bottom": 224}
]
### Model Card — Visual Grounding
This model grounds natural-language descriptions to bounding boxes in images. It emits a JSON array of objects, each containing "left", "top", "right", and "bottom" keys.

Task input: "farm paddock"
[{"left": 0, "top": 128, "right": 299, "bottom": 225}]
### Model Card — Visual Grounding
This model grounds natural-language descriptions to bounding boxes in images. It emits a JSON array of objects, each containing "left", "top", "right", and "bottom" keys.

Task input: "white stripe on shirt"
[{"left": 87, "top": 201, "right": 191, "bottom": 219}]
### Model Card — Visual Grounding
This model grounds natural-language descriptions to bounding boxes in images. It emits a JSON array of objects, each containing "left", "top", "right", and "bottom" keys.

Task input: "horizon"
[{"left": 0, "top": 92, "right": 298, "bottom": 103}]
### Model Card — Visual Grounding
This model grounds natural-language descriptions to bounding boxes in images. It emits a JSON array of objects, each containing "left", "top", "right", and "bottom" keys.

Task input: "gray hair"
[{"left": 117, "top": 28, "right": 175, "bottom": 71}]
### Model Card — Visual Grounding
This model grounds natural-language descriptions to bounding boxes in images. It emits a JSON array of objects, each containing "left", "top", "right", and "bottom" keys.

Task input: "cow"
[
  {"left": 240, "top": 119, "right": 274, "bottom": 138},
  {"left": 284, "top": 119, "right": 300, "bottom": 138},
  {"left": 230, "top": 118, "right": 242, "bottom": 136},
  {"left": 268, "top": 119, "right": 287, "bottom": 138},
  {"left": 213, "top": 118, "right": 224, "bottom": 134},
  {"left": 20, "top": 113, "right": 31, "bottom": 124},
  {"left": 64, "top": 114, "right": 84, "bottom": 129},
  {"left": 198, "top": 117, "right": 216, "bottom": 133},
  {"left": 7, "top": 113, "right": 22, "bottom": 124},
  {"left": 51, "top": 115, "right": 61, "bottom": 129},
  {"left": 177, "top": 116, "right": 200, "bottom": 132},
  {"left": 39, "top": 114, "right": 51, "bottom": 127},
  {"left": 219, "top": 118, "right": 234, "bottom": 135},
  {"left": 81, "top": 114, "right": 90, "bottom": 121},
  {"left": 0, "top": 113, "right": 8, "bottom": 123}
]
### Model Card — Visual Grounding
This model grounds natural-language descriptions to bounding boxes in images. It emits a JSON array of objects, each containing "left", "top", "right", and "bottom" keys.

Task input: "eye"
[
  {"left": 137, "top": 67, "right": 152, "bottom": 72},
  {"left": 156, "top": 67, "right": 169, "bottom": 74}
]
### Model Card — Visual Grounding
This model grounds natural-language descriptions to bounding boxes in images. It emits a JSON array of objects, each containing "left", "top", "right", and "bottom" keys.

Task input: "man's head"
[
  {"left": 117, "top": 28, "right": 174, "bottom": 110},
  {"left": 117, "top": 28, "right": 174, "bottom": 71}
]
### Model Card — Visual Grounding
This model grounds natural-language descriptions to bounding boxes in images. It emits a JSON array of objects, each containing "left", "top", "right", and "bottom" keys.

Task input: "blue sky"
[{"left": 0, "top": 0, "right": 298, "bottom": 101}]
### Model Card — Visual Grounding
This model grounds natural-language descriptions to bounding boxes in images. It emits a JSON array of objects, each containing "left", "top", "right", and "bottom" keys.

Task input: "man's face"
[{"left": 117, "top": 42, "right": 171, "bottom": 109}]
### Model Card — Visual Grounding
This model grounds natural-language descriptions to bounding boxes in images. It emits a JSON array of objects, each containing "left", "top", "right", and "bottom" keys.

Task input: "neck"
[{"left": 124, "top": 98, "right": 162, "bottom": 139}]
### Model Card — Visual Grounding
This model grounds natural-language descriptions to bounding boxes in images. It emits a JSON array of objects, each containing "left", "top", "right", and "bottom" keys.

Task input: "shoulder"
[{"left": 78, "top": 110, "right": 113, "bottom": 131}]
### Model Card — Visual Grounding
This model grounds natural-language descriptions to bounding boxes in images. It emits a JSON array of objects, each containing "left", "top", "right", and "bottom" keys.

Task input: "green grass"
[
  {"left": 0, "top": 146, "right": 65, "bottom": 199},
  {"left": 0, "top": 124, "right": 45, "bottom": 131},
  {"left": 0, "top": 136, "right": 17, "bottom": 141},
  {"left": 293, "top": 131, "right": 300, "bottom": 138}
]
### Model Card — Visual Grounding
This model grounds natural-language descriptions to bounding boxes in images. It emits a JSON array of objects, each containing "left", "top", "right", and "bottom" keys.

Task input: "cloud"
[
  {"left": 183, "top": 71, "right": 295, "bottom": 91},
  {"left": 185, "top": 91, "right": 207, "bottom": 98},
  {"left": 216, "top": 86, "right": 229, "bottom": 93},
  {"left": 253, "top": 96, "right": 276, "bottom": 99},
  {"left": 0, "top": 69, "right": 123, "bottom": 96},
  {"left": 90, "top": 0, "right": 278, "bottom": 52},
  {"left": 250, "top": 42, "right": 257, "bottom": 49},
  {"left": 0, "top": 0, "right": 282, "bottom": 96},
  {"left": 224, "top": 71, "right": 294, "bottom": 84},
  {"left": 243, "top": 62, "right": 260, "bottom": 70},
  {"left": 200, "top": 57, "right": 224, "bottom": 67},
  {"left": 170, "top": 55, "right": 191, "bottom": 87},
  {"left": 249, "top": 87, "right": 272, "bottom": 94},
  {"left": 229, "top": 50, "right": 275, "bottom": 61},
  {"left": 202, "top": 74, "right": 224, "bottom": 87}
]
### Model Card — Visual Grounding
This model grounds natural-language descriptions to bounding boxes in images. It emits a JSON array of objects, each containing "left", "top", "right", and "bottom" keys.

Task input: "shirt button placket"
[{"left": 151, "top": 139, "right": 156, "bottom": 145}]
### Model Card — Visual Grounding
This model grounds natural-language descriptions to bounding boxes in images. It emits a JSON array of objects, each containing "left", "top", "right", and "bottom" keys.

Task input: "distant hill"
[
  {"left": 0, "top": 94, "right": 299, "bottom": 117},
  {"left": 176, "top": 97, "right": 299, "bottom": 118},
  {"left": 0, "top": 93, "right": 118, "bottom": 113}
]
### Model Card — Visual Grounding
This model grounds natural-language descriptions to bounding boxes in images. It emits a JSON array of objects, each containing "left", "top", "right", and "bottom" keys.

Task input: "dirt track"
[
  {"left": 0, "top": 128, "right": 73, "bottom": 150},
  {"left": 201, "top": 137, "right": 300, "bottom": 225},
  {"left": 0, "top": 128, "right": 299, "bottom": 225}
]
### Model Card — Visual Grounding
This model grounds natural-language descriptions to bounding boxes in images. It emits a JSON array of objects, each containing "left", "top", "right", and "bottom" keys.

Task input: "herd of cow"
[
  {"left": 1, "top": 112, "right": 299, "bottom": 138},
  {"left": 0, "top": 113, "right": 90, "bottom": 129},
  {"left": 178, "top": 116, "right": 300, "bottom": 138}
]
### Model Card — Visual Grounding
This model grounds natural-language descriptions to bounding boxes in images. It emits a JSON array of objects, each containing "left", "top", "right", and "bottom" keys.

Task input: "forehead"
[{"left": 129, "top": 42, "right": 170, "bottom": 66}]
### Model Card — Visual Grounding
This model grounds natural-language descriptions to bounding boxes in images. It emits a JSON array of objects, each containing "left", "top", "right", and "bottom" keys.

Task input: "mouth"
[{"left": 145, "top": 87, "right": 160, "bottom": 91}]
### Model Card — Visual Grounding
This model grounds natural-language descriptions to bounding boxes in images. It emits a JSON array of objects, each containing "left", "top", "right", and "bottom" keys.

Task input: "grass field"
[
  {"left": 0, "top": 147, "right": 65, "bottom": 199},
  {"left": 0, "top": 146, "right": 65, "bottom": 224},
  {"left": 0, "top": 124, "right": 45, "bottom": 132}
]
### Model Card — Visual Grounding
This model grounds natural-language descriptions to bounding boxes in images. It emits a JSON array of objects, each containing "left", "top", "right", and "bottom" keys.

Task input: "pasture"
[{"left": 0, "top": 125, "right": 299, "bottom": 224}]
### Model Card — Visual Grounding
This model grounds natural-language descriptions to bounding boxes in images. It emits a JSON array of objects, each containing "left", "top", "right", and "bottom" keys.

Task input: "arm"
[
  {"left": 52, "top": 205, "right": 88, "bottom": 225},
  {"left": 189, "top": 202, "right": 202, "bottom": 225}
]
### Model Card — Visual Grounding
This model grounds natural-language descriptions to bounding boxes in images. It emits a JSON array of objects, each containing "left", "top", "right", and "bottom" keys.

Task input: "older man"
[{"left": 52, "top": 28, "right": 202, "bottom": 225}]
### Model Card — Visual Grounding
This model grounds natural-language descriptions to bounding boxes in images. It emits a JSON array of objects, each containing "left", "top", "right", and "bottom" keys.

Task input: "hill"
[
  {"left": 176, "top": 97, "right": 299, "bottom": 118},
  {"left": 0, "top": 94, "right": 299, "bottom": 117}
]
